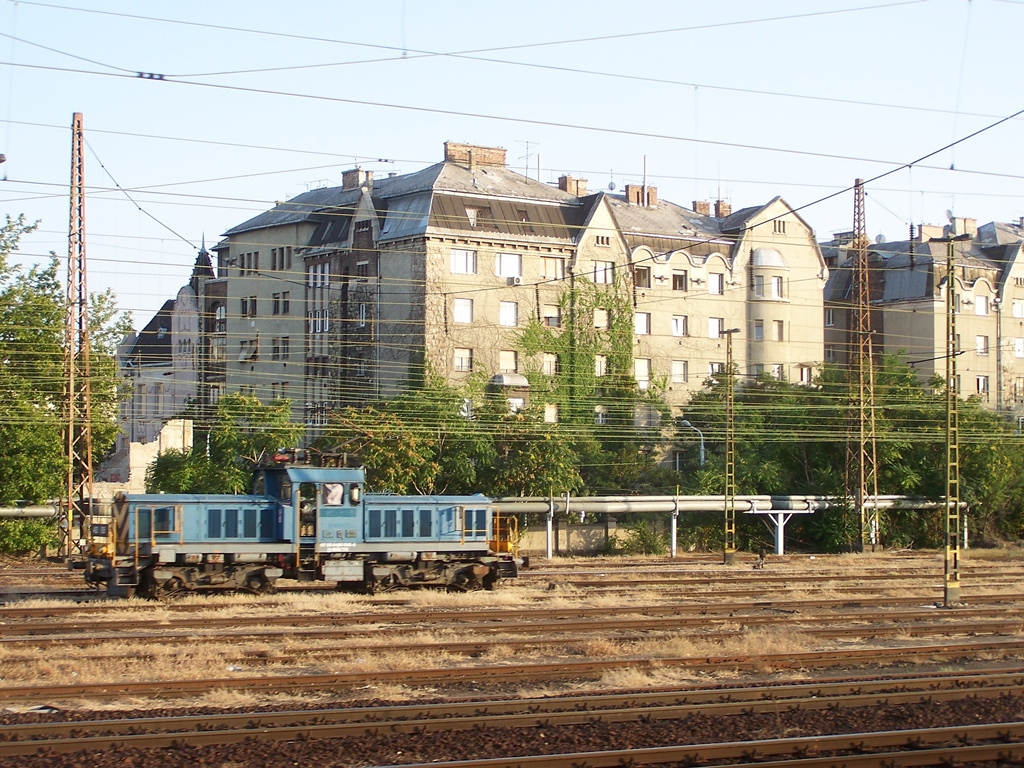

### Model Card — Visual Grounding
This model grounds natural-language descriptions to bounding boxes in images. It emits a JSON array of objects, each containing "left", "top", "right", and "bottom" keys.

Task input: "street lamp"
[{"left": 679, "top": 420, "right": 705, "bottom": 466}]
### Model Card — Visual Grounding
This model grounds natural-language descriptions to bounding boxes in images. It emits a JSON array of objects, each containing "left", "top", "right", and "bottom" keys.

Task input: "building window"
[
  {"left": 977, "top": 375, "right": 990, "bottom": 401},
  {"left": 799, "top": 366, "right": 812, "bottom": 385},
  {"left": 825, "top": 345, "right": 836, "bottom": 362},
  {"left": 542, "top": 305, "right": 562, "bottom": 328},
  {"left": 754, "top": 320, "right": 764, "bottom": 342},
  {"left": 771, "top": 276, "right": 784, "bottom": 299},
  {"left": 465, "top": 206, "right": 484, "bottom": 227},
  {"left": 594, "top": 308, "right": 610, "bottom": 329},
  {"left": 774, "top": 320, "right": 784, "bottom": 342},
  {"left": 634, "top": 312, "right": 651, "bottom": 335},
  {"left": 634, "top": 266, "right": 651, "bottom": 288},
  {"left": 499, "top": 301, "right": 518, "bottom": 327},
  {"left": 672, "top": 315, "right": 688, "bottom": 337},
  {"left": 709, "top": 362, "right": 724, "bottom": 378},
  {"left": 671, "top": 360, "right": 688, "bottom": 384},
  {"left": 772, "top": 363, "right": 785, "bottom": 380},
  {"left": 358, "top": 304, "right": 367, "bottom": 328},
  {"left": 825, "top": 308, "right": 835, "bottom": 327},
  {"left": 976, "top": 335, "right": 989, "bottom": 355},
  {"left": 634, "top": 358, "right": 651, "bottom": 390},
  {"left": 975, "top": 295, "right": 989, "bottom": 316},
  {"left": 544, "top": 403, "right": 558, "bottom": 423},
  {"left": 709, "top": 273, "right": 724, "bottom": 295},
  {"left": 241, "top": 296, "right": 257, "bottom": 317},
  {"left": 773, "top": 219, "right": 786, "bottom": 235},
  {"left": 281, "top": 291, "right": 290, "bottom": 314},
  {"left": 271, "top": 338, "right": 281, "bottom": 360},
  {"left": 594, "top": 406, "right": 608, "bottom": 425},
  {"left": 1016, "top": 377, "right": 1024, "bottom": 401},
  {"left": 542, "top": 353, "right": 559, "bottom": 376},
  {"left": 272, "top": 293, "right": 281, "bottom": 315},
  {"left": 594, "top": 260, "right": 614, "bottom": 284},
  {"left": 709, "top": 317, "right": 724, "bottom": 338},
  {"left": 507, "top": 397, "right": 526, "bottom": 413},
  {"left": 1013, "top": 299, "right": 1024, "bottom": 318},
  {"left": 495, "top": 252, "right": 522, "bottom": 278},
  {"left": 673, "top": 270, "right": 688, "bottom": 291},
  {"left": 595, "top": 354, "right": 608, "bottom": 377},
  {"left": 1015, "top": 338, "right": 1024, "bottom": 358},
  {"left": 211, "top": 336, "right": 226, "bottom": 362},
  {"left": 595, "top": 235, "right": 611, "bottom": 247},
  {"left": 356, "top": 261, "right": 369, "bottom": 281},
  {"left": 454, "top": 348, "right": 473, "bottom": 372},
  {"left": 453, "top": 297, "right": 473, "bottom": 324},
  {"left": 754, "top": 274, "right": 764, "bottom": 298},
  {"left": 753, "top": 364, "right": 765, "bottom": 377},
  {"left": 281, "top": 337, "right": 290, "bottom": 360},
  {"left": 542, "top": 257, "right": 565, "bottom": 280},
  {"left": 451, "top": 249, "right": 477, "bottom": 275},
  {"left": 499, "top": 350, "right": 518, "bottom": 373}
]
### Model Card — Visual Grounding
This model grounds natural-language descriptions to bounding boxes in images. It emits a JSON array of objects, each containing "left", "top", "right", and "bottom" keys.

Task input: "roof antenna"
[{"left": 607, "top": 169, "right": 616, "bottom": 192}]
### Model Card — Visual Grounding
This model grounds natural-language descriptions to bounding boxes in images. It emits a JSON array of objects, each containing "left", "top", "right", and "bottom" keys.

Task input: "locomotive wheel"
[{"left": 244, "top": 573, "right": 267, "bottom": 594}]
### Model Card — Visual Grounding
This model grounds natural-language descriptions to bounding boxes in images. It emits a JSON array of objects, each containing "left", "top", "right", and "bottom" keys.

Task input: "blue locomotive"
[{"left": 84, "top": 452, "right": 521, "bottom": 598}]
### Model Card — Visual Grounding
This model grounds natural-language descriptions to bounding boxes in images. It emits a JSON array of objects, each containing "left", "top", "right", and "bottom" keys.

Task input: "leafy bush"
[
  {"left": 618, "top": 519, "right": 668, "bottom": 555},
  {"left": 0, "top": 519, "right": 59, "bottom": 555}
]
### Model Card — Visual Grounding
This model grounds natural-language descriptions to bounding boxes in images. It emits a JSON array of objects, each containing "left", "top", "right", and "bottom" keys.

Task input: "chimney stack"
[
  {"left": 558, "top": 175, "right": 588, "bottom": 197},
  {"left": 342, "top": 167, "right": 373, "bottom": 190},
  {"left": 693, "top": 200, "right": 711, "bottom": 216},
  {"left": 443, "top": 141, "right": 507, "bottom": 168},
  {"left": 714, "top": 199, "right": 732, "bottom": 218}
]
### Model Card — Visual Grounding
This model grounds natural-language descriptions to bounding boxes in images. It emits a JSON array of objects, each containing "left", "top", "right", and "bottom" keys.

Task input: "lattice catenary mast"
[
  {"left": 850, "top": 179, "right": 879, "bottom": 549},
  {"left": 63, "top": 112, "right": 93, "bottom": 557}
]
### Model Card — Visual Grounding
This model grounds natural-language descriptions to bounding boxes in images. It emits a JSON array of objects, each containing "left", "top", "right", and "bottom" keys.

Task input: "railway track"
[
  {"left": 1, "top": 670, "right": 1021, "bottom": 757},
  {"left": 2, "top": 639, "right": 1023, "bottom": 704}
]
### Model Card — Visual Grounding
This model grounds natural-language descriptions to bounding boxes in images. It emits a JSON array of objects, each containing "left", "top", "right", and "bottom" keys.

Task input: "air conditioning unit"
[{"left": 508, "top": 276, "right": 522, "bottom": 286}]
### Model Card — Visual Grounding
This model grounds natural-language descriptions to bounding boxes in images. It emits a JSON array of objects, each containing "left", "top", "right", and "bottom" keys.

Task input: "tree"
[
  {"left": 675, "top": 356, "right": 1024, "bottom": 550},
  {"left": 147, "top": 394, "right": 302, "bottom": 493},
  {"left": 0, "top": 215, "right": 132, "bottom": 504}
]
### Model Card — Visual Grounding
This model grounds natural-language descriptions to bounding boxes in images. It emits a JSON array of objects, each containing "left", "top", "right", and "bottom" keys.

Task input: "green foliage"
[
  {"left": 616, "top": 519, "right": 668, "bottom": 555},
  {"left": 0, "top": 519, "right": 59, "bottom": 555},
  {"left": 676, "top": 355, "right": 1024, "bottom": 550},
  {"left": 147, "top": 394, "right": 302, "bottom": 493},
  {"left": 0, "top": 215, "right": 131, "bottom": 504}
]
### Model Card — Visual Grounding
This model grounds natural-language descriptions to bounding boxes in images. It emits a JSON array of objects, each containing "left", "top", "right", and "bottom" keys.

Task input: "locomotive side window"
[
  {"left": 243, "top": 509, "right": 257, "bottom": 538},
  {"left": 402, "top": 509, "right": 414, "bottom": 537},
  {"left": 367, "top": 508, "right": 381, "bottom": 538},
  {"left": 208, "top": 509, "right": 222, "bottom": 539},
  {"left": 475, "top": 509, "right": 487, "bottom": 537},
  {"left": 137, "top": 508, "right": 152, "bottom": 539},
  {"left": 384, "top": 509, "right": 397, "bottom": 538},
  {"left": 154, "top": 506, "right": 174, "bottom": 535},
  {"left": 322, "top": 483, "right": 344, "bottom": 506},
  {"left": 224, "top": 509, "right": 238, "bottom": 538},
  {"left": 419, "top": 509, "right": 432, "bottom": 538}
]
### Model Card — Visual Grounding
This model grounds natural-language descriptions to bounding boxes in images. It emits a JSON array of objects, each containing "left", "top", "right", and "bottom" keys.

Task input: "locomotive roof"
[
  {"left": 117, "top": 493, "right": 279, "bottom": 505},
  {"left": 277, "top": 466, "right": 366, "bottom": 484},
  {"left": 363, "top": 493, "right": 492, "bottom": 505}
]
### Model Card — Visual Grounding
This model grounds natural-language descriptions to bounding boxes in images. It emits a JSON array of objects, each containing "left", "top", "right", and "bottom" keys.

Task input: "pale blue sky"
[{"left": 2, "top": 0, "right": 1022, "bottom": 325}]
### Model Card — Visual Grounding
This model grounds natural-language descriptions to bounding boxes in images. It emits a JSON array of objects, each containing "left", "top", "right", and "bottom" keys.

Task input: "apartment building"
[
  {"left": 823, "top": 217, "right": 1024, "bottom": 412},
  {"left": 191, "top": 142, "right": 827, "bottom": 439}
]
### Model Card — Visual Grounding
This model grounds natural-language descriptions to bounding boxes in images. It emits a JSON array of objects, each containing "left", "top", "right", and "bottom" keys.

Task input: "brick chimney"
[
  {"left": 342, "top": 167, "right": 373, "bottom": 190},
  {"left": 693, "top": 200, "right": 711, "bottom": 216},
  {"left": 645, "top": 186, "right": 658, "bottom": 206},
  {"left": 714, "top": 199, "right": 732, "bottom": 218},
  {"left": 558, "top": 175, "right": 588, "bottom": 196},
  {"left": 443, "top": 141, "right": 507, "bottom": 168}
]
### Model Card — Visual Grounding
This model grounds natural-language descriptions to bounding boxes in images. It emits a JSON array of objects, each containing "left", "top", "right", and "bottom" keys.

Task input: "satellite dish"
[
  {"left": 945, "top": 209, "right": 954, "bottom": 222},
  {"left": 875, "top": 234, "right": 886, "bottom": 244},
  {"left": 608, "top": 181, "right": 616, "bottom": 191}
]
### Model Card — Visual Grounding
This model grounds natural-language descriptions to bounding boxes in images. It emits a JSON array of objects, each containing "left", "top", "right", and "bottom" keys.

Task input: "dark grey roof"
[
  {"left": 129, "top": 300, "right": 175, "bottom": 365},
  {"left": 224, "top": 161, "right": 578, "bottom": 238}
]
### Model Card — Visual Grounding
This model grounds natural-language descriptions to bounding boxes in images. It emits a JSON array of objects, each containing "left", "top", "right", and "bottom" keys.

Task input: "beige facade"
[
  {"left": 823, "top": 218, "right": 1024, "bottom": 412},
  {"left": 201, "top": 142, "right": 829, "bottom": 439}
]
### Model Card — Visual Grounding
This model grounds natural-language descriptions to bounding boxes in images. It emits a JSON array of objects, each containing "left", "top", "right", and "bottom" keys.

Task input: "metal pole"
[
  {"left": 938, "top": 234, "right": 968, "bottom": 606},
  {"left": 723, "top": 328, "right": 740, "bottom": 565},
  {"left": 680, "top": 420, "right": 704, "bottom": 465},
  {"left": 546, "top": 496, "right": 554, "bottom": 560},
  {"left": 670, "top": 490, "right": 679, "bottom": 559}
]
